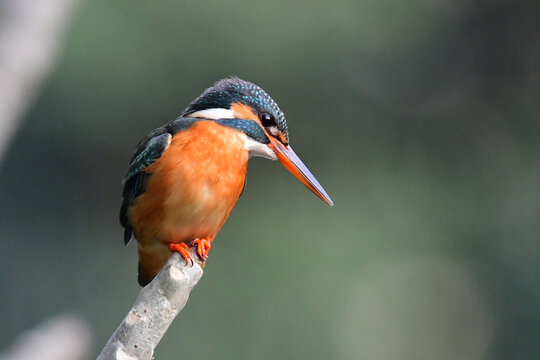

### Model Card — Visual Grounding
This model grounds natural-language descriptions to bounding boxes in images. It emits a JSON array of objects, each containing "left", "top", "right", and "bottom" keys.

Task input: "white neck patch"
[
  {"left": 242, "top": 134, "right": 277, "bottom": 160},
  {"left": 189, "top": 108, "right": 234, "bottom": 119}
]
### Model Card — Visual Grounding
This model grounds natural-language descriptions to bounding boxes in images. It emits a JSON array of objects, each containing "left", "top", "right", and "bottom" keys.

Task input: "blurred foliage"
[{"left": 1, "top": 0, "right": 538, "bottom": 359}]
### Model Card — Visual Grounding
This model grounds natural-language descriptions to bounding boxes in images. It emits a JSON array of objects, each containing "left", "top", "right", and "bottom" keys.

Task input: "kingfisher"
[{"left": 120, "top": 77, "right": 333, "bottom": 286}]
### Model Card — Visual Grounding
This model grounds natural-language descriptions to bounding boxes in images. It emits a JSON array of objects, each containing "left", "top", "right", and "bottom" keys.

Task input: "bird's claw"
[
  {"left": 192, "top": 238, "right": 211, "bottom": 261},
  {"left": 166, "top": 242, "right": 193, "bottom": 266}
]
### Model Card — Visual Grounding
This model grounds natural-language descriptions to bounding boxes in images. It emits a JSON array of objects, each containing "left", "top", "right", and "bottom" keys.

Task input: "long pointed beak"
[{"left": 268, "top": 138, "right": 334, "bottom": 206}]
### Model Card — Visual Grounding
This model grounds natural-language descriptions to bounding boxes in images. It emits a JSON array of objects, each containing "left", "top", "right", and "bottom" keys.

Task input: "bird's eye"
[{"left": 260, "top": 113, "right": 275, "bottom": 127}]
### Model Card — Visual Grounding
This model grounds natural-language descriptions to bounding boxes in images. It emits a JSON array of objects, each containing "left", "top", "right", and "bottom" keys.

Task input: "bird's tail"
[{"left": 137, "top": 244, "right": 171, "bottom": 286}]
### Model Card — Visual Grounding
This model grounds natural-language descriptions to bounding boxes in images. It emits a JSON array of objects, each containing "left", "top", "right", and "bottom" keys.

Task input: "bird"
[{"left": 120, "top": 77, "right": 333, "bottom": 286}]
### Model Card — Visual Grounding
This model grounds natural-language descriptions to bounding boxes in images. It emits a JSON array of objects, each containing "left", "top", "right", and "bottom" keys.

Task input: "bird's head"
[{"left": 182, "top": 77, "right": 333, "bottom": 206}]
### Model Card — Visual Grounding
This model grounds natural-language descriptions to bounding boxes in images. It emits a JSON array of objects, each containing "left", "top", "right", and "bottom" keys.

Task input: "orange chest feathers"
[{"left": 129, "top": 121, "right": 249, "bottom": 244}]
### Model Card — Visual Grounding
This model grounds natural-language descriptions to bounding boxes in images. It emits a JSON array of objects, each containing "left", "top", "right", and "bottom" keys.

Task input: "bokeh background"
[{"left": 1, "top": 0, "right": 539, "bottom": 359}]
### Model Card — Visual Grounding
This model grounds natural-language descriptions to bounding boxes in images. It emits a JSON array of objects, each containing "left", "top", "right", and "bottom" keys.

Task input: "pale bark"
[{"left": 97, "top": 251, "right": 204, "bottom": 360}]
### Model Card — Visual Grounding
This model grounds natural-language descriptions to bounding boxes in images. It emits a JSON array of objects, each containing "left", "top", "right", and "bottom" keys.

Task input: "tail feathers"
[
  {"left": 138, "top": 262, "right": 153, "bottom": 286},
  {"left": 124, "top": 227, "right": 133, "bottom": 245},
  {"left": 137, "top": 246, "right": 172, "bottom": 287}
]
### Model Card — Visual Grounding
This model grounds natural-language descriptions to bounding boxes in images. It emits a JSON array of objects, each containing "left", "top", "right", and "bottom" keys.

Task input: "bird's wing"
[
  {"left": 120, "top": 131, "right": 172, "bottom": 245},
  {"left": 119, "top": 117, "right": 201, "bottom": 245}
]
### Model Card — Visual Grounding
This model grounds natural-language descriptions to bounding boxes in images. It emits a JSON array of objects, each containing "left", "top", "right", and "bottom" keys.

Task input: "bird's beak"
[{"left": 268, "top": 138, "right": 334, "bottom": 206}]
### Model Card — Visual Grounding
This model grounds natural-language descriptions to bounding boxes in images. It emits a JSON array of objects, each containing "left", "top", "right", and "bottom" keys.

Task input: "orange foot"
[
  {"left": 167, "top": 242, "right": 193, "bottom": 266},
  {"left": 192, "top": 238, "right": 211, "bottom": 261}
]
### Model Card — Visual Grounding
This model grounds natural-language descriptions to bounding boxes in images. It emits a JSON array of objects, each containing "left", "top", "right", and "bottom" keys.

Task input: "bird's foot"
[
  {"left": 192, "top": 238, "right": 211, "bottom": 261},
  {"left": 166, "top": 242, "right": 193, "bottom": 266}
]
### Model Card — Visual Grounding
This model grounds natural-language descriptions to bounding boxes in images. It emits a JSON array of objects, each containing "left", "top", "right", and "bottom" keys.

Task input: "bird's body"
[
  {"left": 121, "top": 77, "right": 332, "bottom": 286},
  {"left": 128, "top": 121, "right": 248, "bottom": 282}
]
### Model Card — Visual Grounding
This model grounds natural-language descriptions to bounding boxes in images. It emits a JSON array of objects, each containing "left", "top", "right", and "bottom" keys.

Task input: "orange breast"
[{"left": 129, "top": 121, "right": 248, "bottom": 279}]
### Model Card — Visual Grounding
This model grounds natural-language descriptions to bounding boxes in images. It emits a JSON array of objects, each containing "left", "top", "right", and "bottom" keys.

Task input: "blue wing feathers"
[
  {"left": 119, "top": 117, "right": 201, "bottom": 245},
  {"left": 119, "top": 133, "right": 171, "bottom": 244}
]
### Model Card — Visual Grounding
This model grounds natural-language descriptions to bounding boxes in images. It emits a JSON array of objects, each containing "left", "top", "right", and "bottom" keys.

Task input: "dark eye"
[{"left": 260, "top": 112, "right": 275, "bottom": 127}]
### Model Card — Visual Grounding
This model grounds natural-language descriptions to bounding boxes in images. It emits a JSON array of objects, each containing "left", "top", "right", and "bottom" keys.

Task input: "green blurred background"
[{"left": 1, "top": 0, "right": 539, "bottom": 359}]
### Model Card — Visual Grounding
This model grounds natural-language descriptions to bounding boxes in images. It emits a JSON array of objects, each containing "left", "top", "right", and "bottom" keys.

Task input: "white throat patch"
[{"left": 243, "top": 135, "right": 277, "bottom": 160}]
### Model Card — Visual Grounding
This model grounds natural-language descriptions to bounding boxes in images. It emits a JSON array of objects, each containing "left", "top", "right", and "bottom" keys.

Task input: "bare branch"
[{"left": 97, "top": 251, "right": 204, "bottom": 360}]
